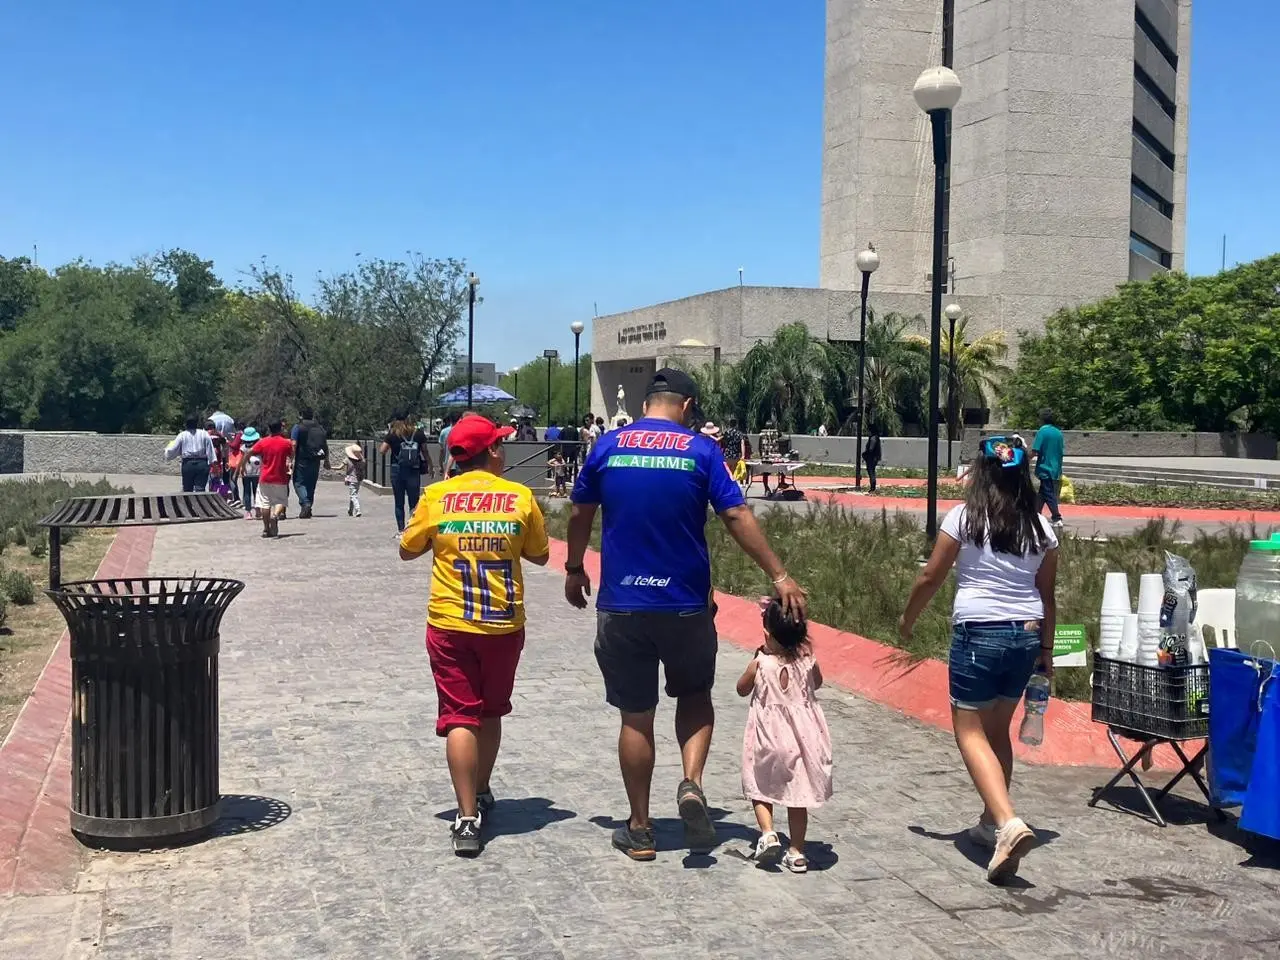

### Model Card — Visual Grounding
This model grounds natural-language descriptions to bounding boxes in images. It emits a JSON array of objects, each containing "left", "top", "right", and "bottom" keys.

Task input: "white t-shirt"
[{"left": 940, "top": 505, "right": 1058, "bottom": 623}]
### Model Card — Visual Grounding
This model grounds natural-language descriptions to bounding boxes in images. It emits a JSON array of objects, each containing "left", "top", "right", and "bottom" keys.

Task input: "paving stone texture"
[{"left": 2, "top": 477, "right": 1279, "bottom": 959}]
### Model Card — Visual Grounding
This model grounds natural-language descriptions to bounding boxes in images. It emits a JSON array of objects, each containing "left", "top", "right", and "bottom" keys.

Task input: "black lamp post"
[
  {"left": 466, "top": 272, "right": 480, "bottom": 410},
  {"left": 570, "top": 320, "right": 585, "bottom": 427},
  {"left": 542, "top": 349, "right": 558, "bottom": 428},
  {"left": 914, "top": 66, "right": 962, "bottom": 540},
  {"left": 853, "top": 244, "right": 880, "bottom": 490},
  {"left": 944, "top": 302, "right": 963, "bottom": 472}
]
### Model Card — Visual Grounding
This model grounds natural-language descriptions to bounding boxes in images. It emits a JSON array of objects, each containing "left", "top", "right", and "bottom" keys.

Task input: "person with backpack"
[
  {"left": 380, "top": 415, "right": 432, "bottom": 532},
  {"left": 289, "top": 408, "right": 330, "bottom": 519}
]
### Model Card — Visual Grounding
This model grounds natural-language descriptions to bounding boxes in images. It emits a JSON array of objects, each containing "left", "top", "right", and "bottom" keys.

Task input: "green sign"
[{"left": 1053, "top": 624, "right": 1088, "bottom": 667}]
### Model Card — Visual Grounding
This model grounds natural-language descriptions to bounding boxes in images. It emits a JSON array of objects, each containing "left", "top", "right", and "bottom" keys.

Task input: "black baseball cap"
[{"left": 645, "top": 368, "right": 699, "bottom": 401}]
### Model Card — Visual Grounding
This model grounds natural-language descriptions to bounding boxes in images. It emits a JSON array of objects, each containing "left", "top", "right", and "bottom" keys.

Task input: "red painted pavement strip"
[
  {"left": 806, "top": 488, "right": 1280, "bottom": 526},
  {"left": 0, "top": 525, "right": 156, "bottom": 897},
  {"left": 546, "top": 537, "right": 1191, "bottom": 771}
]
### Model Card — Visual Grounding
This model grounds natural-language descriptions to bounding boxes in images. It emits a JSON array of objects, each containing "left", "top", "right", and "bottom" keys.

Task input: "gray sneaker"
[
  {"left": 612, "top": 822, "right": 657, "bottom": 862},
  {"left": 967, "top": 820, "right": 997, "bottom": 849}
]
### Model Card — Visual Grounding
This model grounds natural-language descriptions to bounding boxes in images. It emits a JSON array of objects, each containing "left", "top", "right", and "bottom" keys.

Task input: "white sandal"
[
  {"left": 783, "top": 850, "right": 808, "bottom": 874},
  {"left": 753, "top": 831, "right": 783, "bottom": 864}
]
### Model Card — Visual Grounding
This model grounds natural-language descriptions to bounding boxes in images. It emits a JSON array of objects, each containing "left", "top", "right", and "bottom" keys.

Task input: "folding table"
[{"left": 1088, "top": 655, "right": 1219, "bottom": 827}]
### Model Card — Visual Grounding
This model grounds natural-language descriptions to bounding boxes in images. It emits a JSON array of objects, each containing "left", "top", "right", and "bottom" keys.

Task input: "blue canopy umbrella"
[{"left": 437, "top": 384, "right": 516, "bottom": 406}]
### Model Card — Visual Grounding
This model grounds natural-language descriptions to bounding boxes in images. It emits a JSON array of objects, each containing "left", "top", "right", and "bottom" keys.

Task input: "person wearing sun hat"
[
  {"left": 343, "top": 443, "right": 366, "bottom": 517},
  {"left": 238, "top": 426, "right": 262, "bottom": 519},
  {"left": 399, "top": 415, "right": 550, "bottom": 857}
]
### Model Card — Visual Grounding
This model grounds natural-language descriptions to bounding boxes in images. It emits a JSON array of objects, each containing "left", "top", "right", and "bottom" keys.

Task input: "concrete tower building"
[
  {"left": 590, "top": 0, "right": 1192, "bottom": 420},
  {"left": 820, "top": 0, "right": 1191, "bottom": 340}
]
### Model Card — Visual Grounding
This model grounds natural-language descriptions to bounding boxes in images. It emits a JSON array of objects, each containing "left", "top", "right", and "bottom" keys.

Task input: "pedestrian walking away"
[
  {"left": 164, "top": 415, "right": 217, "bottom": 492},
  {"left": 863, "top": 426, "right": 882, "bottom": 492},
  {"left": 1032, "top": 409, "right": 1065, "bottom": 530},
  {"left": 564, "top": 367, "right": 807, "bottom": 861},
  {"left": 899, "top": 434, "right": 1058, "bottom": 885},
  {"left": 291, "top": 408, "right": 329, "bottom": 519},
  {"left": 344, "top": 443, "right": 366, "bottom": 517},
  {"left": 437, "top": 412, "right": 461, "bottom": 477},
  {"left": 399, "top": 415, "right": 550, "bottom": 856},
  {"left": 240, "top": 427, "right": 262, "bottom": 519},
  {"left": 252, "top": 420, "right": 295, "bottom": 539},
  {"left": 381, "top": 414, "right": 432, "bottom": 532},
  {"left": 737, "top": 599, "right": 832, "bottom": 873}
]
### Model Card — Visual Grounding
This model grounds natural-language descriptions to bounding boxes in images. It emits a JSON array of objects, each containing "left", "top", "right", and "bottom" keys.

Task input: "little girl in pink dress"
[{"left": 737, "top": 599, "right": 833, "bottom": 873}]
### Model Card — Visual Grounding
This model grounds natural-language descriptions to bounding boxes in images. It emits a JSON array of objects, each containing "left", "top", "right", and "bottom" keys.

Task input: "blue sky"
[{"left": 1, "top": 1, "right": 1273, "bottom": 370}]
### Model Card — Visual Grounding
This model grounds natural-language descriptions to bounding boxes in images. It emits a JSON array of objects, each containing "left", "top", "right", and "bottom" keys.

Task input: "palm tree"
[
  {"left": 736, "top": 323, "right": 836, "bottom": 432},
  {"left": 832, "top": 311, "right": 927, "bottom": 436},
  {"left": 905, "top": 316, "right": 1007, "bottom": 442}
]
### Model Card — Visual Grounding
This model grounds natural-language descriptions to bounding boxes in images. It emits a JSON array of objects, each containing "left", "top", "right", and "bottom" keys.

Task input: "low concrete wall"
[
  {"left": 2, "top": 431, "right": 182, "bottom": 476},
  {"left": 967, "top": 430, "right": 1278, "bottom": 461},
  {"left": 760, "top": 434, "right": 959, "bottom": 470}
]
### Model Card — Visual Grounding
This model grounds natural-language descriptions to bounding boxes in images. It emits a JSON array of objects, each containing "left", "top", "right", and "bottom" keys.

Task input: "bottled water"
[
  {"left": 1236, "top": 535, "right": 1280, "bottom": 661},
  {"left": 1018, "top": 672, "right": 1050, "bottom": 746}
]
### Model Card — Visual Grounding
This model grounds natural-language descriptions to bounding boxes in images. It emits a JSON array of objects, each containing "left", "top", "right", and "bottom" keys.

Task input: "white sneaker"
[
  {"left": 967, "top": 820, "right": 997, "bottom": 849},
  {"left": 987, "top": 817, "right": 1035, "bottom": 885},
  {"left": 753, "top": 831, "right": 783, "bottom": 864}
]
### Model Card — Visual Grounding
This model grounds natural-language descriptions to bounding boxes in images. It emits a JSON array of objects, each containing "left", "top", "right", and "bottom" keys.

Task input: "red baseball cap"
[{"left": 448, "top": 415, "right": 515, "bottom": 460}]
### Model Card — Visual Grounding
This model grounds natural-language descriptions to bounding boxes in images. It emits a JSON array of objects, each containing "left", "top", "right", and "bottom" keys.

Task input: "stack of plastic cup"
[
  {"left": 1098, "top": 572, "right": 1131, "bottom": 659},
  {"left": 1136, "top": 573, "right": 1164, "bottom": 666}
]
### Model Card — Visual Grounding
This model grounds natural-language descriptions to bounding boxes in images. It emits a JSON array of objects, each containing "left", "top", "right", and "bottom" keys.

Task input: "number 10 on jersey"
[{"left": 452, "top": 558, "right": 516, "bottom": 621}]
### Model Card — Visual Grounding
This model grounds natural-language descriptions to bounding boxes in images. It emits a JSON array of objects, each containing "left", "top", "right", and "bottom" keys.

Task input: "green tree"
[
  {"left": 1005, "top": 255, "right": 1280, "bottom": 433},
  {"left": 905, "top": 315, "right": 1007, "bottom": 441},
  {"left": 0, "top": 256, "right": 46, "bottom": 332},
  {"left": 499, "top": 353, "right": 592, "bottom": 426},
  {"left": 733, "top": 323, "right": 836, "bottom": 433}
]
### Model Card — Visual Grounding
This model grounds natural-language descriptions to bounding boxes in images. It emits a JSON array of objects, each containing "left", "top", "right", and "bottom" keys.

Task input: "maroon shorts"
[{"left": 425, "top": 625, "right": 526, "bottom": 737}]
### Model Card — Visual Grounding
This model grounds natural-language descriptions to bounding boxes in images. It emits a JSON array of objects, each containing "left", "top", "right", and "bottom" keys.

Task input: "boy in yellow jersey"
[{"left": 399, "top": 415, "right": 550, "bottom": 856}]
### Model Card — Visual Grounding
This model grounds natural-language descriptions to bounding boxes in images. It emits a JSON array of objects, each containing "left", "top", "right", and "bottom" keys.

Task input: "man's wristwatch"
[{"left": 565, "top": 563, "right": 587, "bottom": 576}]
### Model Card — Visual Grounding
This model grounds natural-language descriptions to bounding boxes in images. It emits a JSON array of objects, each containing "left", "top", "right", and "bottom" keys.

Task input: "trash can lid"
[{"left": 39, "top": 493, "right": 242, "bottom": 528}]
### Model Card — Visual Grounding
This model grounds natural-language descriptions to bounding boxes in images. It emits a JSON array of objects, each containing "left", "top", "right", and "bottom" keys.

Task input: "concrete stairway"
[{"left": 1068, "top": 461, "right": 1280, "bottom": 491}]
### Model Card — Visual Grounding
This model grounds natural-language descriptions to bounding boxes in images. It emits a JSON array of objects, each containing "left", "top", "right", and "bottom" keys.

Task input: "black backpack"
[
  {"left": 398, "top": 436, "right": 423, "bottom": 471},
  {"left": 299, "top": 420, "right": 327, "bottom": 460}
]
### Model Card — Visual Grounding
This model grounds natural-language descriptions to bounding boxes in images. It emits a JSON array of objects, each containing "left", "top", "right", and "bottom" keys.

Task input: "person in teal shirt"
[{"left": 1031, "top": 409, "right": 1065, "bottom": 528}]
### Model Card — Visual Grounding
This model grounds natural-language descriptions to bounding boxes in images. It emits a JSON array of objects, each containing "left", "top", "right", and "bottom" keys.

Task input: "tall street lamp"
[
  {"left": 913, "top": 65, "right": 962, "bottom": 539},
  {"left": 466, "top": 272, "right": 480, "bottom": 410},
  {"left": 542, "top": 349, "right": 559, "bottom": 428},
  {"left": 570, "top": 320, "right": 585, "bottom": 427},
  {"left": 854, "top": 244, "right": 880, "bottom": 490},
  {"left": 945, "top": 302, "right": 963, "bottom": 472}
]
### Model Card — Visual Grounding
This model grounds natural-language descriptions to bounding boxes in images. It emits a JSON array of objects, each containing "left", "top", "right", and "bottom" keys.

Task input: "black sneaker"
[
  {"left": 451, "top": 815, "right": 482, "bottom": 857},
  {"left": 300, "top": 504, "right": 313, "bottom": 519},
  {"left": 476, "top": 790, "right": 496, "bottom": 815},
  {"left": 677, "top": 779, "right": 716, "bottom": 853},
  {"left": 348, "top": 501, "right": 354, "bottom": 517},
  {"left": 612, "top": 822, "right": 656, "bottom": 862}
]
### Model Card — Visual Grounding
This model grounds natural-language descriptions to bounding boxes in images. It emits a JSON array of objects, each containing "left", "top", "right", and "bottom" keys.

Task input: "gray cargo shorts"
[{"left": 594, "top": 608, "right": 718, "bottom": 714}]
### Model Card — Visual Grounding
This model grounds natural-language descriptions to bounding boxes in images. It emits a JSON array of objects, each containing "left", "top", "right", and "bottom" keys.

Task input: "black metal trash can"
[
  {"left": 39, "top": 493, "right": 243, "bottom": 850},
  {"left": 47, "top": 577, "right": 244, "bottom": 849}
]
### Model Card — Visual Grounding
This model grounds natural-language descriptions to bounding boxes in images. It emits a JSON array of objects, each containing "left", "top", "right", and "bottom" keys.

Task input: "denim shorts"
[{"left": 948, "top": 621, "right": 1042, "bottom": 710}]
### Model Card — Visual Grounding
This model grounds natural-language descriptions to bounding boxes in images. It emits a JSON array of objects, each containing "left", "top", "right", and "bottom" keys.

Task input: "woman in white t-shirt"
[{"left": 899, "top": 435, "right": 1058, "bottom": 885}]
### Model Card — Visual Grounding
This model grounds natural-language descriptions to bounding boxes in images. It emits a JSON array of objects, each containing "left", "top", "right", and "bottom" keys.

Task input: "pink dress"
[{"left": 741, "top": 653, "right": 833, "bottom": 808}]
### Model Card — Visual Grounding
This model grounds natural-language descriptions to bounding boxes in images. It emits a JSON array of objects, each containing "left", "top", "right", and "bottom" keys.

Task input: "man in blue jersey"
[{"left": 565, "top": 368, "right": 806, "bottom": 861}]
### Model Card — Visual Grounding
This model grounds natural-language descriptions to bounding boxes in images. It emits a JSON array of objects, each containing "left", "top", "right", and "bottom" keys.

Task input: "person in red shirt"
[{"left": 251, "top": 420, "right": 295, "bottom": 538}]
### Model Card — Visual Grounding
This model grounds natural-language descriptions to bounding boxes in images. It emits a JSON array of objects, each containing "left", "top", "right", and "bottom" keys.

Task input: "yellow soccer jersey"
[{"left": 401, "top": 472, "right": 549, "bottom": 635}]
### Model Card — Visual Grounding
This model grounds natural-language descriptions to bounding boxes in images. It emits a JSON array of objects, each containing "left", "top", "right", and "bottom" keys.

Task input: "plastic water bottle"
[{"left": 1018, "top": 672, "right": 1050, "bottom": 746}]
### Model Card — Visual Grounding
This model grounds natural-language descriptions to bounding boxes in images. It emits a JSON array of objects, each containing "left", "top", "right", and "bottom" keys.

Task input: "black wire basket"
[{"left": 1091, "top": 655, "right": 1209, "bottom": 741}]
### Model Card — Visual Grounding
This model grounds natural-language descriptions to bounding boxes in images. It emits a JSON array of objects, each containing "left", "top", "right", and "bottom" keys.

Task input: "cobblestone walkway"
[{"left": 2, "top": 479, "right": 1279, "bottom": 959}]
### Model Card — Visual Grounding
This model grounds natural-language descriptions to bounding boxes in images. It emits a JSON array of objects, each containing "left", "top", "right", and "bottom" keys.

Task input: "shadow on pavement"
[
  {"left": 1206, "top": 814, "right": 1280, "bottom": 870},
  {"left": 589, "top": 807, "right": 773, "bottom": 867},
  {"left": 435, "top": 796, "right": 576, "bottom": 839},
  {"left": 1086, "top": 784, "right": 1216, "bottom": 828},
  {"left": 213, "top": 795, "right": 293, "bottom": 837},
  {"left": 908, "top": 822, "right": 1059, "bottom": 873}
]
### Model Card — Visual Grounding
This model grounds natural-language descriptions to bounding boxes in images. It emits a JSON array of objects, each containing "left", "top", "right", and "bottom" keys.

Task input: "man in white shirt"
[{"left": 164, "top": 416, "right": 217, "bottom": 492}]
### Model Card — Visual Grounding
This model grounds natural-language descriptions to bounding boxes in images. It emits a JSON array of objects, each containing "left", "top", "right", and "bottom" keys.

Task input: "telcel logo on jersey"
[{"left": 620, "top": 574, "right": 672, "bottom": 587}]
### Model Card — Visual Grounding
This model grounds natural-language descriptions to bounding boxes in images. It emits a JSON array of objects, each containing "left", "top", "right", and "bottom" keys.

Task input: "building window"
[
  {"left": 1131, "top": 177, "right": 1173, "bottom": 218},
  {"left": 1135, "top": 7, "right": 1178, "bottom": 70},
  {"left": 1130, "top": 232, "right": 1172, "bottom": 269},
  {"left": 1133, "top": 121, "right": 1175, "bottom": 170},
  {"left": 1135, "top": 64, "right": 1176, "bottom": 120}
]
